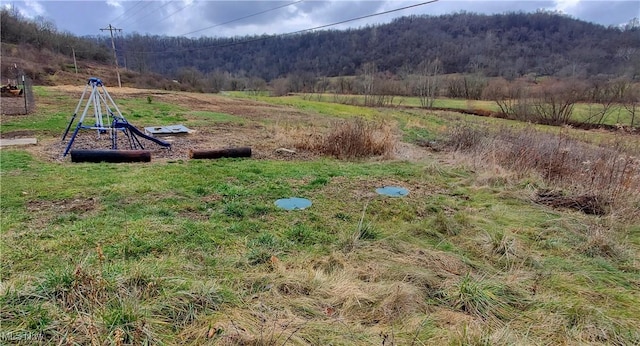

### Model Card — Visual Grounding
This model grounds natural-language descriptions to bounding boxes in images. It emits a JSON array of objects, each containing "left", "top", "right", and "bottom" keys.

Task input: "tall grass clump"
[
  {"left": 442, "top": 273, "right": 526, "bottom": 321},
  {"left": 295, "top": 117, "right": 396, "bottom": 159},
  {"left": 445, "top": 125, "right": 640, "bottom": 219}
]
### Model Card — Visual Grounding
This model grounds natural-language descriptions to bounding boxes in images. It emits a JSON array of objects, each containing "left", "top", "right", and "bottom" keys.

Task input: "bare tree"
[
  {"left": 531, "top": 78, "right": 586, "bottom": 125},
  {"left": 585, "top": 76, "right": 620, "bottom": 125},
  {"left": 246, "top": 77, "right": 267, "bottom": 96},
  {"left": 361, "top": 62, "right": 377, "bottom": 106},
  {"left": 333, "top": 76, "right": 355, "bottom": 95},
  {"left": 482, "top": 77, "right": 530, "bottom": 120},
  {"left": 463, "top": 73, "right": 487, "bottom": 100},
  {"left": 203, "top": 69, "right": 227, "bottom": 93},
  {"left": 270, "top": 77, "right": 290, "bottom": 97},
  {"left": 445, "top": 75, "right": 466, "bottom": 98},
  {"left": 373, "top": 71, "right": 402, "bottom": 107},
  {"left": 415, "top": 58, "right": 442, "bottom": 108},
  {"left": 176, "top": 67, "right": 203, "bottom": 90},
  {"left": 314, "top": 76, "right": 330, "bottom": 100},
  {"left": 621, "top": 82, "right": 639, "bottom": 128}
]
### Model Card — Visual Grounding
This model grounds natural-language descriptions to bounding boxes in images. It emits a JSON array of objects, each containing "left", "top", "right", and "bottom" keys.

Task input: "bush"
[{"left": 296, "top": 118, "right": 396, "bottom": 159}]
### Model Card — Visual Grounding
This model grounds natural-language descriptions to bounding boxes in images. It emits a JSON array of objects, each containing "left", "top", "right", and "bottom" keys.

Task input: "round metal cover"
[
  {"left": 375, "top": 186, "right": 409, "bottom": 197},
  {"left": 275, "top": 197, "right": 312, "bottom": 210}
]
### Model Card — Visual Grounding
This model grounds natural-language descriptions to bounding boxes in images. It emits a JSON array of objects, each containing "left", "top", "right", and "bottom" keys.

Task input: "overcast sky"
[{"left": 5, "top": 0, "right": 640, "bottom": 38}]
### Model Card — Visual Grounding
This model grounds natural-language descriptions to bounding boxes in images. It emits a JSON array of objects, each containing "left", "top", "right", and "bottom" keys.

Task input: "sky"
[{"left": 4, "top": 0, "right": 639, "bottom": 38}]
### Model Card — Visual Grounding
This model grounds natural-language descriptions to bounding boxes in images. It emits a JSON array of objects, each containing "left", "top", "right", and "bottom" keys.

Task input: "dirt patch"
[
  {"left": 0, "top": 97, "right": 28, "bottom": 115},
  {"left": 535, "top": 189, "right": 607, "bottom": 215},
  {"left": 0, "top": 130, "right": 37, "bottom": 139},
  {"left": 27, "top": 197, "right": 99, "bottom": 213}
]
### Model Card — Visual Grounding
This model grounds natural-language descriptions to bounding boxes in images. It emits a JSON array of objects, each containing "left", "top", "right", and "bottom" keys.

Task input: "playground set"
[
  {"left": 61, "top": 77, "right": 171, "bottom": 161},
  {"left": 60, "top": 77, "right": 254, "bottom": 162}
]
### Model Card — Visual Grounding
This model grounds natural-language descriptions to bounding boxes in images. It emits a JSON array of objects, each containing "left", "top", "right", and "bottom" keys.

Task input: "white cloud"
[
  {"left": 25, "top": 0, "right": 44, "bottom": 14},
  {"left": 5, "top": 0, "right": 636, "bottom": 38},
  {"left": 20, "top": 0, "right": 45, "bottom": 18},
  {"left": 554, "top": 0, "right": 581, "bottom": 12},
  {"left": 106, "top": 0, "right": 123, "bottom": 9}
]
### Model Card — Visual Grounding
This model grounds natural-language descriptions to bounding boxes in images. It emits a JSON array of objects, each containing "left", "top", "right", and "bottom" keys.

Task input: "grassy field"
[
  {"left": 232, "top": 91, "right": 637, "bottom": 129},
  {"left": 1, "top": 87, "right": 639, "bottom": 345}
]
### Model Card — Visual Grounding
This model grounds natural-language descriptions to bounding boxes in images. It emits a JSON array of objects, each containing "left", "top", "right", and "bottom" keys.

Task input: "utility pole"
[
  {"left": 69, "top": 46, "right": 78, "bottom": 74},
  {"left": 100, "top": 24, "right": 122, "bottom": 88}
]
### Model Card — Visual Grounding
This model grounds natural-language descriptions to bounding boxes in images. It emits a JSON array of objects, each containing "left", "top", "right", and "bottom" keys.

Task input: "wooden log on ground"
[
  {"left": 70, "top": 149, "right": 151, "bottom": 163},
  {"left": 189, "top": 147, "right": 252, "bottom": 159}
]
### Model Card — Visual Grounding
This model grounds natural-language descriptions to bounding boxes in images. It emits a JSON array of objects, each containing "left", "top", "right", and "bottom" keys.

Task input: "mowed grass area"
[
  {"left": 1, "top": 87, "right": 639, "bottom": 345},
  {"left": 0, "top": 87, "right": 190, "bottom": 136}
]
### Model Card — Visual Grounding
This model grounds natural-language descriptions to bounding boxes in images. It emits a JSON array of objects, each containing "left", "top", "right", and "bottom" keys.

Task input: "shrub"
[{"left": 296, "top": 117, "right": 396, "bottom": 159}]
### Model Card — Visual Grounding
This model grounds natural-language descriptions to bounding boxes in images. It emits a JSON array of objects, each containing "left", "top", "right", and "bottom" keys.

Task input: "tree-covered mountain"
[
  {"left": 2, "top": 8, "right": 639, "bottom": 84},
  {"left": 109, "top": 11, "right": 639, "bottom": 81}
]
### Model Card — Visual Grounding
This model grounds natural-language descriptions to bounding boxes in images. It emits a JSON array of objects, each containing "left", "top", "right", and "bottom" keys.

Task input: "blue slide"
[{"left": 113, "top": 120, "right": 171, "bottom": 148}]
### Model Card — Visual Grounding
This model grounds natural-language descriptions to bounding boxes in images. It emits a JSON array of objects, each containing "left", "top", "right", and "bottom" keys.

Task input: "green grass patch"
[
  {"left": 1, "top": 86, "right": 638, "bottom": 344},
  {"left": 571, "top": 103, "right": 634, "bottom": 126},
  {"left": 118, "top": 98, "right": 187, "bottom": 125},
  {"left": 186, "top": 110, "right": 246, "bottom": 125},
  {"left": 0, "top": 150, "right": 34, "bottom": 172},
  {"left": 229, "top": 92, "right": 381, "bottom": 119},
  {"left": 0, "top": 111, "right": 71, "bottom": 135}
]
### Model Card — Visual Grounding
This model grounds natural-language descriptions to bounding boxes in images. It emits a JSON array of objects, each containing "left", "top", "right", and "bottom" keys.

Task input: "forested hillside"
[
  {"left": 2, "top": 8, "right": 639, "bottom": 85},
  {"left": 108, "top": 11, "right": 640, "bottom": 80},
  {"left": 0, "top": 9, "right": 171, "bottom": 88},
  {"left": 0, "top": 9, "right": 110, "bottom": 63}
]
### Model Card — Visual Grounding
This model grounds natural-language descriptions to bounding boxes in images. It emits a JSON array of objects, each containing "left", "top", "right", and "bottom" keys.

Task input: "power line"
[
  {"left": 108, "top": 1, "right": 143, "bottom": 24},
  {"left": 287, "top": 0, "right": 439, "bottom": 36},
  {"left": 113, "top": 1, "right": 155, "bottom": 27},
  {"left": 124, "top": 1, "right": 175, "bottom": 29},
  {"left": 179, "top": 0, "right": 305, "bottom": 37},
  {"left": 147, "top": 1, "right": 195, "bottom": 29},
  {"left": 122, "top": 0, "right": 439, "bottom": 56},
  {"left": 108, "top": 0, "right": 180, "bottom": 31}
]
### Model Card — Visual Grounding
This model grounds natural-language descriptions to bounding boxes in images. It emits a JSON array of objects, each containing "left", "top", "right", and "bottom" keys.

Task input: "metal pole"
[
  {"left": 22, "top": 75, "right": 27, "bottom": 114},
  {"left": 63, "top": 83, "right": 99, "bottom": 157},
  {"left": 62, "top": 83, "right": 90, "bottom": 141}
]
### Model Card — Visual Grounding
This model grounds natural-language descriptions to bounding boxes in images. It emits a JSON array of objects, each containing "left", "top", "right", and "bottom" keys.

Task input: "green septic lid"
[
  {"left": 275, "top": 197, "right": 312, "bottom": 210},
  {"left": 375, "top": 186, "right": 409, "bottom": 197}
]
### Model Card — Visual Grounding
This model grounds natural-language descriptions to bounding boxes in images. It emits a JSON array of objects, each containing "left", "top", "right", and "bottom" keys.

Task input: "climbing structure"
[{"left": 61, "top": 77, "right": 170, "bottom": 157}]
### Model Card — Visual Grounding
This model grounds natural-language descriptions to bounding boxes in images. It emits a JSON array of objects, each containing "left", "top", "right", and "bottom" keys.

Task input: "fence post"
[{"left": 22, "top": 75, "right": 27, "bottom": 114}]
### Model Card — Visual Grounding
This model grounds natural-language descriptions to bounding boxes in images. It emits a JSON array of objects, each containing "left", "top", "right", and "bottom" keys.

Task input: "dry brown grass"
[
  {"left": 192, "top": 244, "right": 480, "bottom": 345},
  {"left": 581, "top": 226, "right": 627, "bottom": 259},
  {"left": 286, "top": 117, "right": 397, "bottom": 159},
  {"left": 445, "top": 125, "right": 640, "bottom": 219}
]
